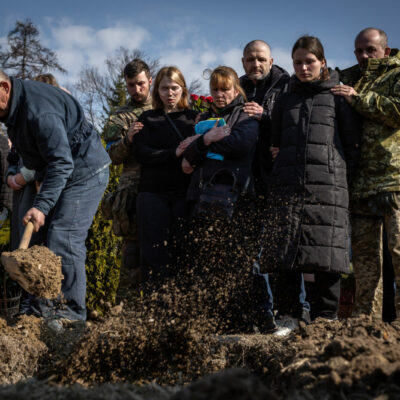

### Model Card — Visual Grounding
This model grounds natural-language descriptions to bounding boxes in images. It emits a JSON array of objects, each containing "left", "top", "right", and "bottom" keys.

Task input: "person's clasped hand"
[
  {"left": 182, "top": 158, "right": 194, "bottom": 174},
  {"left": 7, "top": 174, "right": 23, "bottom": 191},
  {"left": 270, "top": 146, "right": 279, "bottom": 159},
  {"left": 175, "top": 135, "right": 199, "bottom": 157}
]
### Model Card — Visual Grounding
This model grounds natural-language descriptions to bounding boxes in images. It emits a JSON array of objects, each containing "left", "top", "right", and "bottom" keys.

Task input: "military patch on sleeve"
[{"left": 103, "top": 124, "right": 123, "bottom": 142}]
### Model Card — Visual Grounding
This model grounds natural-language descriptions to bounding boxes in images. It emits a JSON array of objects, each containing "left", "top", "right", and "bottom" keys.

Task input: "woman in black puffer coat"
[{"left": 261, "top": 36, "right": 361, "bottom": 323}]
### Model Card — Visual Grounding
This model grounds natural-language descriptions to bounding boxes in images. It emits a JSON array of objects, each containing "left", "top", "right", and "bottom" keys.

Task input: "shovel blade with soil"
[{"left": 1, "top": 222, "right": 63, "bottom": 299}]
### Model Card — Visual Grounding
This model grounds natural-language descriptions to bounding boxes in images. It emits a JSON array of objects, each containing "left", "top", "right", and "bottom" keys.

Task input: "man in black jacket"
[
  {"left": 240, "top": 40, "right": 289, "bottom": 195},
  {"left": 240, "top": 41, "right": 309, "bottom": 334}
]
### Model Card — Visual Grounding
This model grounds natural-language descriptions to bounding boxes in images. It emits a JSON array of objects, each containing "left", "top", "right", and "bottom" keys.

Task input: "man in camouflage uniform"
[
  {"left": 103, "top": 59, "right": 152, "bottom": 286},
  {"left": 332, "top": 28, "right": 400, "bottom": 321}
]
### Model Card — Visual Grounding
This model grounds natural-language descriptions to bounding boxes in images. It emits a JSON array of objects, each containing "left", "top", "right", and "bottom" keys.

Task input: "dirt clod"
[{"left": 1, "top": 245, "right": 63, "bottom": 299}]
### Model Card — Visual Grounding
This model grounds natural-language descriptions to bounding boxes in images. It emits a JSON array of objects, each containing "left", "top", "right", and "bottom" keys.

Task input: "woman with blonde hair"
[
  {"left": 132, "top": 66, "right": 198, "bottom": 287},
  {"left": 183, "top": 66, "right": 258, "bottom": 205},
  {"left": 182, "top": 66, "right": 260, "bottom": 332}
]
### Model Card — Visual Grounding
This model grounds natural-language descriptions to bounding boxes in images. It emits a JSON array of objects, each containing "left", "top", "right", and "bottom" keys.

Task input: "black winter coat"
[
  {"left": 133, "top": 109, "right": 198, "bottom": 194},
  {"left": 183, "top": 95, "right": 259, "bottom": 201},
  {"left": 240, "top": 65, "right": 290, "bottom": 194},
  {"left": 261, "top": 70, "right": 361, "bottom": 274}
]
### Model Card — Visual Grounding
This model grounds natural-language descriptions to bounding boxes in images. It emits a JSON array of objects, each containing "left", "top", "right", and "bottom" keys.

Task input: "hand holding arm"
[
  {"left": 243, "top": 101, "right": 264, "bottom": 120},
  {"left": 331, "top": 85, "right": 358, "bottom": 104}
]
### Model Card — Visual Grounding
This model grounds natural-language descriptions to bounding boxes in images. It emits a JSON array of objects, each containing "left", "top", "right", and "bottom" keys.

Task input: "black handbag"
[{"left": 193, "top": 168, "right": 241, "bottom": 221}]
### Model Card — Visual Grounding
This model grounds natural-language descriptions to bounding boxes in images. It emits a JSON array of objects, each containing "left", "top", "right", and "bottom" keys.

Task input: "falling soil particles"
[{"left": 0, "top": 207, "right": 399, "bottom": 399}]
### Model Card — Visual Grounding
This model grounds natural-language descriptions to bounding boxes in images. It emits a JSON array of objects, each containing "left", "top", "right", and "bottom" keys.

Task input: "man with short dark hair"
[
  {"left": 103, "top": 59, "right": 152, "bottom": 286},
  {"left": 332, "top": 27, "right": 400, "bottom": 322},
  {"left": 0, "top": 68, "right": 110, "bottom": 321}
]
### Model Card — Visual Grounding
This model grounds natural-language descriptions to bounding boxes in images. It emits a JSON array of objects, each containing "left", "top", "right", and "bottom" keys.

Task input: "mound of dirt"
[
  {"left": 0, "top": 315, "right": 47, "bottom": 384},
  {"left": 53, "top": 283, "right": 219, "bottom": 385},
  {"left": 218, "top": 316, "right": 400, "bottom": 399},
  {"left": 1, "top": 245, "right": 63, "bottom": 299},
  {"left": 1, "top": 206, "right": 400, "bottom": 399}
]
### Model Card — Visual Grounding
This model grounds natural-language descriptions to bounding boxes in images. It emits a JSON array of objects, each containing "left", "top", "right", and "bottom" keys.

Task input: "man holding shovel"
[{"left": 0, "top": 69, "right": 110, "bottom": 321}]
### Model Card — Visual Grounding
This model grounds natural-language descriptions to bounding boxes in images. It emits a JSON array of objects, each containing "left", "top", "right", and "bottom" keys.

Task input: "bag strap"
[
  {"left": 164, "top": 112, "right": 184, "bottom": 141},
  {"left": 241, "top": 176, "right": 251, "bottom": 195}
]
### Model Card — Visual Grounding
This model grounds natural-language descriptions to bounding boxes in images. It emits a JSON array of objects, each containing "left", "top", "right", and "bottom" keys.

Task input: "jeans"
[
  {"left": 253, "top": 226, "right": 310, "bottom": 320},
  {"left": 252, "top": 258, "right": 309, "bottom": 319},
  {"left": 252, "top": 261, "right": 274, "bottom": 319},
  {"left": 28, "top": 168, "right": 109, "bottom": 320}
]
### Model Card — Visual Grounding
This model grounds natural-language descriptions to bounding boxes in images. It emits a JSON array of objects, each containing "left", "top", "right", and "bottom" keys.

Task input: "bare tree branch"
[{"left": 74, "top": 47, "right": 159, "bottom": 130}]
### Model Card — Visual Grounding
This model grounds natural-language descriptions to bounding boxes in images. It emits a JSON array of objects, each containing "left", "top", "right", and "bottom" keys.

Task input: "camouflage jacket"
[
  {"left": 339, "top": 49, "right": 400, "bottom": 199},
  {"left": 103, "top": 97, "right": 152, "bottom": 189}
]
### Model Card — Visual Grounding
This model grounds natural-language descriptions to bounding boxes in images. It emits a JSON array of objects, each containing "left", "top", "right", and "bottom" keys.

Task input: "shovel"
[{"left": 1, "top": 221, "right": 63, "bottom": 299}]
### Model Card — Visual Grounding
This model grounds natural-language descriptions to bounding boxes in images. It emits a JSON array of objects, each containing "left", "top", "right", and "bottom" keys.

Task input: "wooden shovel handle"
[{"left": 19, "top": 221, "right": 34, "bottom": 249}]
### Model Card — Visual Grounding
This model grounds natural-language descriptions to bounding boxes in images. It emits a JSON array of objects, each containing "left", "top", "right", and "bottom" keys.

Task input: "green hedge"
[{"left": 85, "top": 163, "right": 122, "bottom": 316}]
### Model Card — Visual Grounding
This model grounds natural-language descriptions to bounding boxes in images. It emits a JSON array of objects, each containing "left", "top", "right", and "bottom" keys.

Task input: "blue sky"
[{"left": 1, "top": 0, "right": 399, "bottom": 91}]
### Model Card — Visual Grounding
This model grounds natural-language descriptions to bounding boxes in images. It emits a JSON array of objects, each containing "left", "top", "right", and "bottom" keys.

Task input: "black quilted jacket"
[{"left": 261, "top": 70, "right": 361, "bottom": 274}]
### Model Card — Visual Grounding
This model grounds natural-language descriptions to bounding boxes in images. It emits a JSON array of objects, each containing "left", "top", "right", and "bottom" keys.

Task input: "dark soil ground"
[
  {"left": 0, "top": 212, "right": 399, "bottom": 399},
  {"left": 1, "top": 290, "right": 400, "bottom": 399}
]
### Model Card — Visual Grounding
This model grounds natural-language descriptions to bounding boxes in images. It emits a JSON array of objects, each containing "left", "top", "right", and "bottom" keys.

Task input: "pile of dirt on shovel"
[{"left": 2, "top": 245, "right": 63, "bottom": 298}]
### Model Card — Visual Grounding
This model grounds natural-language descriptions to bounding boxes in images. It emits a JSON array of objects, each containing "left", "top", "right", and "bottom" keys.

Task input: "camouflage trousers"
[
  {"left": 119, "top": 238, "right": 141, "bottom": 288},
  {"left": 351, "top": 193, "right": 400, "bottom": 319}
]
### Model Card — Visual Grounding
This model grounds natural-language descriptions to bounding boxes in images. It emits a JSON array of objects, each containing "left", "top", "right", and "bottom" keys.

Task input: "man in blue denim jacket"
[{"left": 0, "top": 69, "right": 110, "bottom": 321}]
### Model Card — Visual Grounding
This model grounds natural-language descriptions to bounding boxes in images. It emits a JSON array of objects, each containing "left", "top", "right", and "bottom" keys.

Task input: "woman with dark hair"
[
  {"left": 182, "top": 66, "right": 260, "bottom": 332},
  {"left": 261, "top": 36, "right": 361, "bottom": 331},
  {"left": 132, "top": 66, "right": 197, "bottom": 287}
]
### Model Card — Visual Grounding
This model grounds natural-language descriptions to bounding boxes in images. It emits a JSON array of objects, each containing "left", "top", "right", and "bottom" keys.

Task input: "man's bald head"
[
  {"left": 243, "top": 40, "right": 271, "bottom": 57},
  {"left": 242, "top": 40, "right": 273, "bottom": 83},
  {"left": 354, "top": 27, "right": 390, "bottom": 70},
  {"left": 0, "top": 69, "right": 11, "bottom": 118},
  {"left": 355, "top": 27, "right": 388, "bottom": 49}
]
